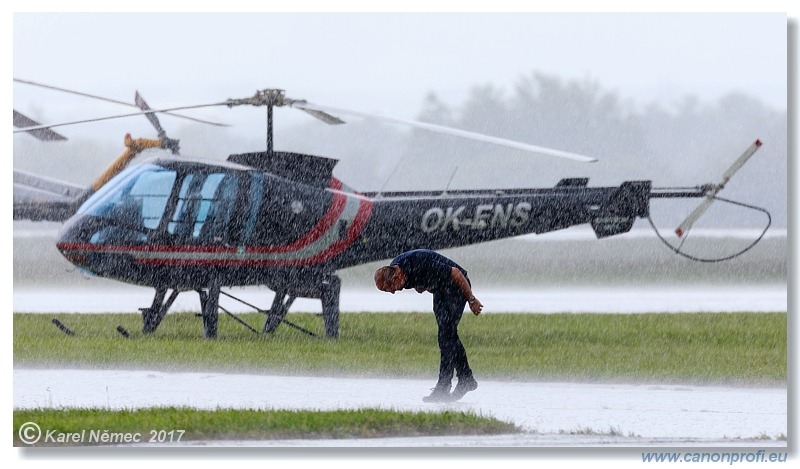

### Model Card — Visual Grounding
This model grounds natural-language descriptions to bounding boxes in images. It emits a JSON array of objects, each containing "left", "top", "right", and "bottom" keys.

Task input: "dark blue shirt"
[{"left": 390, "top": 249, "right": 468, "bottom": 292}]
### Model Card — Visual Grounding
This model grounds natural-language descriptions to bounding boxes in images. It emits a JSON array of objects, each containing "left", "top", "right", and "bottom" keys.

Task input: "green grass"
[
  {"left": 13, "top": 310, "right": 786, "bottom": 444},
  {"left": 14, "top": 311, "right": 787, "bottom": 384},
  {"left": 13, "top": 407, "right": 518, "bottom": 446}
]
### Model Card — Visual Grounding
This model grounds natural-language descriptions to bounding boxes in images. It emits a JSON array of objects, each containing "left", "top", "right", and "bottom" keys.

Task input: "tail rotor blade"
[
  {"left": 674, "top": 139, "right": 763, "bottom": 237},
  {"left": 675, "top": 196, "right": 715, "bottom": 237},
  {"left": 722, "top": 139, "right": 762, "bottom": 183}
]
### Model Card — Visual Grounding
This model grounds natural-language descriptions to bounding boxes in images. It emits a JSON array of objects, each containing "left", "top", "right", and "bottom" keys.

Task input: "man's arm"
[{"left": 450, "top": 267, "right": 483, "bottom": 315}]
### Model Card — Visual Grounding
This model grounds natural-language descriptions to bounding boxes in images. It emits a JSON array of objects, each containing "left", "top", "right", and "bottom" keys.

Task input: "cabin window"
[
  {"left": 167, "top": 172, "right": 240, "bottom": 244},
  {"left": 242, "top": 172, "right": 264, "bottom": 242}
]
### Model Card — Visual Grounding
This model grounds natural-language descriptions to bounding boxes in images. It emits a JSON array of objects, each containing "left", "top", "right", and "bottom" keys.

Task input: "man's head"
[{"left": 374, "top": 265, "right": 405, "bottom": 293}]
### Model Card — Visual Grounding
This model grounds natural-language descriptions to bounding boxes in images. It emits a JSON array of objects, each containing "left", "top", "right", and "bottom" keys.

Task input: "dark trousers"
[{"left": 432, "top": 285, "right": 473, "bottom": 387}]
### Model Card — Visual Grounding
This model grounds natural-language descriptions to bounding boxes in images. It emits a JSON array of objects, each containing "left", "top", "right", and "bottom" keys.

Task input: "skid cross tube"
[
  {"left": 217, "top": 304, "right": 260, "bottom": 334},
  {"left": 219, "top": 290, "right": 321, "bottom": 338}
]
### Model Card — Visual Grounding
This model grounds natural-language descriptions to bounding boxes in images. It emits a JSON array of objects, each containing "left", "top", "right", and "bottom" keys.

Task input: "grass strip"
[
  {"left": 14, "top": 311, "right": 786, "bottom": 384},
  {"left": 14, "top": 407, "right": 519, "bottom": 446}
]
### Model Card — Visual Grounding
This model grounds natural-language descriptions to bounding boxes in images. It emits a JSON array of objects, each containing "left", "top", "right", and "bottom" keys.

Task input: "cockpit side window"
[
  {"left": 167, "top": 172, "right": 240, "bottom": 244},
  {"left": 200, "top": 174, "right": 238, "bottom": 243},
  {"left": 131, "top": 170, "right": 178, "bottom": 229}
]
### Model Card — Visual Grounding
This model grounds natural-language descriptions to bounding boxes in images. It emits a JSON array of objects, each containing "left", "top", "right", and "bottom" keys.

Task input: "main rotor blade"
[
  {"left": 12, "top": 102, "right": 229, "bottom": 134},
  {"left": 299, "top": 108, "right": 346, "bottom": 125},
  {"left": 13, "top": 110, "right": 68, "bottom": 141},
  {"left": 15, "top": 78, "right": 230, "bottom": 127},
  {"left": 290, "top": 101, "right": 598, "bottom": 163}
]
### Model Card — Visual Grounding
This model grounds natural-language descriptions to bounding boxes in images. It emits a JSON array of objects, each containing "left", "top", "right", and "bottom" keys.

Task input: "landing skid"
[
  {"left": 139, "top": 275, "right": 341, "bottom": 339},
  {"left": 140, "top": 288, "right": 180, "bottom": 334}
]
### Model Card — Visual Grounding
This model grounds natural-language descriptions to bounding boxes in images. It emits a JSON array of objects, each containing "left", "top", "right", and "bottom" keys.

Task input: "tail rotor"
[{"left": 674, "top": 140, "right": 762, "bottom": 238}]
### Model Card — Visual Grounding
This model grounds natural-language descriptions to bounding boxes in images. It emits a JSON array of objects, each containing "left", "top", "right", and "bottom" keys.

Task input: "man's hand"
[{"left": 468, "top": 297, "right": 483, "bottom": 315}]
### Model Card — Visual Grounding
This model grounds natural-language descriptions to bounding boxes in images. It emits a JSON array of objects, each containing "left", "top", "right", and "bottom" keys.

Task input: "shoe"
[
  {"left": 450, "top": 377, "right": 478, "bottom": 400},
  {"left": 422, "top": 385, "right": 454, "bottom": 403}
]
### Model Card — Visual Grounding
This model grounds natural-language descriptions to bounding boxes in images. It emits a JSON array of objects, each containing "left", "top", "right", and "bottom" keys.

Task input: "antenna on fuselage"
[
  {"left": 266, "top": 98, "right": 274, "bottom": 156},
  {"left": 443, "top": 166, "right": 459, "bottom": 196}
]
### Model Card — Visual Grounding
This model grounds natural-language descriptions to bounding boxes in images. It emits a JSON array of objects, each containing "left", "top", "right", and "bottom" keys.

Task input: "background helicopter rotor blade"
[
  {"left": 288, "top": 100, "right": 598, "bottom": 163},
  {"left": 13, "top": 110, "right": 68, "bottom": 141},
  {"left": 134, "top": 92, "right": 167, "bottom": 138},
  {"left": 134, "top": 91, "right": 180, "bottom": 154},
  {"left": 15, "top": 78, "right": 230, "bottom": 128}
]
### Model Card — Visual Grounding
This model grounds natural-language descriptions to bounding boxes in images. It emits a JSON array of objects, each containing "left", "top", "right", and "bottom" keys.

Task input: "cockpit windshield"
[
  {"left": 76, "top": 162, "right": 243, "bottom": 245},
  {"left": 79, "top": 163, "right": 177, "bottom": 232}
]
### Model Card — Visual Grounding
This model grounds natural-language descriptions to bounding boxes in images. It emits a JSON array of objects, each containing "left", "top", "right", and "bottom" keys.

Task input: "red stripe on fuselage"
[
  {"left": 57, "top": 179, "right": 346, "bottom": 255},
  {"left": 246, "top": 183, "right": 346, "bottom": 254},
  {"left": 131, "top": 196, "right": 374, "bottom": 267},
  {"left": 57, "top": 179, "right": 375, "bottom": 267},
  {"left": 291, "top": 195, "right": 374, "bottom": 265}
]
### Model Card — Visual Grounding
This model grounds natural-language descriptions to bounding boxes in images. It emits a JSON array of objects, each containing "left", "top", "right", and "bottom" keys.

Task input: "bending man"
[{"left": 374, "top": 249, "right": 483, "bottom": 402}]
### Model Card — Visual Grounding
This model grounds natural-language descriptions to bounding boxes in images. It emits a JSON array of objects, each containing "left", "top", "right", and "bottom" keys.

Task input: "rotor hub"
[{"left": 226, "top": 89, "right": 288, "bottom": 108}]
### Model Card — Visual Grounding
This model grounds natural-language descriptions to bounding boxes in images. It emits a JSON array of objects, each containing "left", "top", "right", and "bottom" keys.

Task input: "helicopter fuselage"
[{"left": 56, "top": 154, "right": 651, "bottom": 298}]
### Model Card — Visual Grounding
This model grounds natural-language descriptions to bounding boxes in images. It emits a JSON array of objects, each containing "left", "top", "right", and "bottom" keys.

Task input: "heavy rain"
[{"left": 9, "top": 8, "right": 791, "bottom": 466}]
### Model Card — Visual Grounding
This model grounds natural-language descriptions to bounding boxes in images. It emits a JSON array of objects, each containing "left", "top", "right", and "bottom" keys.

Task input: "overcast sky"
[{"left": 9, "top": 10, "right": 789, "bottom": 144}]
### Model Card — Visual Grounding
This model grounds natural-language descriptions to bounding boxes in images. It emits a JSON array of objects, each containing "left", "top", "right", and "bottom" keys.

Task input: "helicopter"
[{"left": 13, "top": 80, "right": 770, "bottom": 340}]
